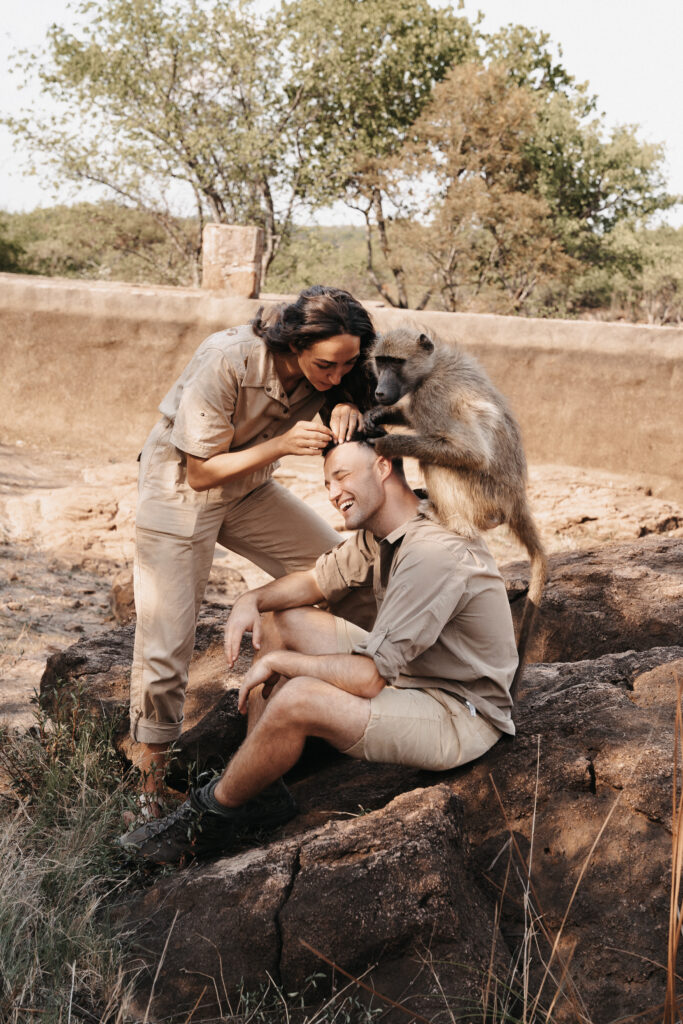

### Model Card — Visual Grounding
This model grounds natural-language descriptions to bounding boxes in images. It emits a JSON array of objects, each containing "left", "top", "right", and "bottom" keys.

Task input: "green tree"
[
  {"left": 7, "top": 0, "right": 334, "bottom": 282},
  {"left": 387, "top": 62, "right": 574, "bottom": 312},
  {"left": 6, "top": 202, "right": 197, "bottom": 284},
  {"left": 280, "top": 0, "right": 477, "bottom": 306},
  {"left": 0, "top": 215, "right": 26, "bottom": 273},
  {"left": 365, "top": 24, "right": 676, "bottom": 311},
  {"left": 6, "top": 0, "right": 477, "bottom": 287}
]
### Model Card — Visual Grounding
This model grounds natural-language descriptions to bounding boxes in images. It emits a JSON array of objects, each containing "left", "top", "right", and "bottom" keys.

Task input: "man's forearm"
[
  {"left": 250, "top": 570, "right": 325, "bottom": 612},
  {"left": 268, "top": 649, "right": 385, "bottom": 699}
]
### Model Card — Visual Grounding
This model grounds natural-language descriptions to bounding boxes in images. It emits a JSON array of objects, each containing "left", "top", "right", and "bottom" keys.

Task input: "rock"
[
  {"left": 109, "top": 569, "right": 135, "bottom": 625},
  {"left": 121, "top": 785, "right": 507, "bottom": 1022},
  {"left": 447, "top": 646, "right": 683, "bottom": 1023},
  {"left": 40, "top": 620, "right": 137, "bottom": 729},
  {"left": 504, "top": 533, "right": 683, "bottom": 664},
  {"left": 116, "top": 646, "right": 683, "bottom": 1023}
]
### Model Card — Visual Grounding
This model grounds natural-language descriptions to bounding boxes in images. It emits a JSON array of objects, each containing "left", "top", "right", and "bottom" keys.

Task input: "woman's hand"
[
  {"left": 280, "top": 420, "right": 333, "bottom": 456},
  {"left": 329, "top": 403, "right": 363, "bottom": 443}
]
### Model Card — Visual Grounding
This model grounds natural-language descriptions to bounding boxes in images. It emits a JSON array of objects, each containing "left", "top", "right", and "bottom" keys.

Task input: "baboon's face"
[
  {"left": 372, "top": 332, "right": 435, "bottom": 404},
  {"left": 374, "top": 357, "right": 407, "bottom": 405}
]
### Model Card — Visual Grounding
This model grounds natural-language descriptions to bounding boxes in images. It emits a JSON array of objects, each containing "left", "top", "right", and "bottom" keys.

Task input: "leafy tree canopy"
[
  {"left": 6, "top": 0, "right": 476, "bottom": 280},
  {"left": 4, "top": 1, "right": 677, "bottom": 310}
]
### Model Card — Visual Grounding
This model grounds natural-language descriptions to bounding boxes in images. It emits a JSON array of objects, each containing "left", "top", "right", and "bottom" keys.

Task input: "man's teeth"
[{"left": 340, "top": 500, "right": 354, "bottom": 512}]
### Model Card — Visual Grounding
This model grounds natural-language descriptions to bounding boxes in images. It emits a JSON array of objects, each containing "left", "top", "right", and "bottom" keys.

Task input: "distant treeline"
[
  {"left": 1, "top": 202, "right": 682, "bottom": 325},
  {"left": 2, "top": 0, "right": 681, "bottom": 322}
]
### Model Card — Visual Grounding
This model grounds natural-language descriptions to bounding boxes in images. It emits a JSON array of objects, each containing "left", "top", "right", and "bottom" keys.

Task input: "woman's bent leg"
[{"left": 130, "top": 505, "right": 225, "bottom": 745}]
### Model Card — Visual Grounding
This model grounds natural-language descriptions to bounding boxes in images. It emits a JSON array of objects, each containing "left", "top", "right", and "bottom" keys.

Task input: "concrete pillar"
[{"left": 201, "top": 224, "right": 263, "bottom": 297}]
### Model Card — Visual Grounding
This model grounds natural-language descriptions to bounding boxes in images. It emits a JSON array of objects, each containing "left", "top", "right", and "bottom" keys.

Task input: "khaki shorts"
[{"left": 334, "top": 617, "right": 502, "bottom": 772}]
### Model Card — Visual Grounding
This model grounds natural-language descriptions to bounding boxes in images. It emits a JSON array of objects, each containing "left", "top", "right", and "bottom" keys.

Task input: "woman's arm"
[{"left": 185, "top": 420, "right": 334, "bottom": 491}]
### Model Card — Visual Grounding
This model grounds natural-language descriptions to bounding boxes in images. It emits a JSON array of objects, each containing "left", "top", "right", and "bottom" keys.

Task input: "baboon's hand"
[{"left": 362, "top": 407, "right": 387, "bottom": 436}]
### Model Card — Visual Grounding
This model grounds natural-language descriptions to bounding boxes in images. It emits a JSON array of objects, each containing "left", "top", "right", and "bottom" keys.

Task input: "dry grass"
[{"left": 3, "top": 676, "right": 683, "bottom": 1023}]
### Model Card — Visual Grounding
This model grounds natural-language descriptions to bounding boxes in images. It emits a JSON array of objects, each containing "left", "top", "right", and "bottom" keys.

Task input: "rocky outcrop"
[
  {"left": 37, "top": 535, "right": 683, "bottom": 1020},
  {"left": 121, "top": 786, "right": 508, "bottom": 1023},
  {"left": 505, "top": 533, "right": 683, "bottom": 665},
  {"left": 115, "top": 646, "right": 683, "bottom": 1023}
]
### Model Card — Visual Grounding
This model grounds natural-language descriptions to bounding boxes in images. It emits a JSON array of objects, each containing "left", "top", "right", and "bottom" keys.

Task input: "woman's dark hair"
[{"left": 251, "top": 285, "right": 377, "bottom": 412}]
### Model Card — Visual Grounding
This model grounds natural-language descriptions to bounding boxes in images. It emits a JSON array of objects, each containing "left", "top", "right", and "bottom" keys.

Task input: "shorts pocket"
[{"left": 136, "top": 499, "right": 199, "bottom": 538}]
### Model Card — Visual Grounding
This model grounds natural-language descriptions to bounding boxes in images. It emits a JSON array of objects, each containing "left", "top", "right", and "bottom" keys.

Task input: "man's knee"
[
  {"left": 260, "top": 610, "right": 286, "bottom": 647},
  {"left": 266, "top": 607, "right": 320, "bottom": 652},
  {"left": 265, "top": 676, "right": 320, "bottom": 727}
]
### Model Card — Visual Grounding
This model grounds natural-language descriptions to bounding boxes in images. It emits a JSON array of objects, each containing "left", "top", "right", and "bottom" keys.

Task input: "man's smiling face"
[{"left": 323, "top": 442, "right": 386, "bottom": 531}]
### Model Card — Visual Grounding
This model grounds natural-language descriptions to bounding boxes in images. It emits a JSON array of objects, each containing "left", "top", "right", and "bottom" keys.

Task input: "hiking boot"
[{"left": 118, "top": 778, "right": 297, "bottom": 865}]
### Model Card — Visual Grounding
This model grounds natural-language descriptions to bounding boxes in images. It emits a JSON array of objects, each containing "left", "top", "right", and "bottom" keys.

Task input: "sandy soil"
[{"left": 1, "top": 440, "right": 681, "bottom": 731}]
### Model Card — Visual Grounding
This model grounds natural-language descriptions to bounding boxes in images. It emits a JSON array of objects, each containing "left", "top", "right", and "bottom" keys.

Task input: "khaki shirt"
[
  {"left": 157, "top": 326, "right": 324, "bottom": 499},
  {"left": 315, "top": 513, "right": 518, "bottom": 734}
]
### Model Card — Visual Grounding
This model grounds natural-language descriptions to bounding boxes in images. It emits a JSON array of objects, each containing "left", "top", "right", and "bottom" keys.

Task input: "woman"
[{"left": 129, "top": 285, "right": 376, "bottom": 812}]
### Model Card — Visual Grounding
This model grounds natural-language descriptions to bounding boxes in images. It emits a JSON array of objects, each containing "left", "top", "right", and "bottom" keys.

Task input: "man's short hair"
[{"left": 322, "top": 429, "right": 406, "bottom": 477}]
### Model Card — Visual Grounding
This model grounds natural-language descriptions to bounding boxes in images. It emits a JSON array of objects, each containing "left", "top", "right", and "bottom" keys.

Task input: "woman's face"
[{"left": 296, "top": 334, "right": 361, "bottom": 391}]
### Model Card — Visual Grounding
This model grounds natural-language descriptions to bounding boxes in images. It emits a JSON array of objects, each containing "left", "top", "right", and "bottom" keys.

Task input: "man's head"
[{"left": 323, "top": 436, "right": 414, "bottom": 535}]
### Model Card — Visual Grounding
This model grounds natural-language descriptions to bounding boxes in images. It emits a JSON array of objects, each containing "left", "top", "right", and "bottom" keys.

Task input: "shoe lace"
[{"left": 137, "top": 800, "right": 195, "bottom": 840}]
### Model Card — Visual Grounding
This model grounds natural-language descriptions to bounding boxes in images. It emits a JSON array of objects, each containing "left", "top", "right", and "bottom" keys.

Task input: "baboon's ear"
[{"left": 418, "top": 334, "right": 434, "bottom": 353}]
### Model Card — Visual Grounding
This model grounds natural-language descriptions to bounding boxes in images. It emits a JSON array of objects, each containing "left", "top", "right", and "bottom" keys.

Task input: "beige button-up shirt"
[
  {"left": 315, "top": 513, "right": 518, "bottom": 733},
  {"left": 157, "top": 326, "right": 324, "bottom": 499}
]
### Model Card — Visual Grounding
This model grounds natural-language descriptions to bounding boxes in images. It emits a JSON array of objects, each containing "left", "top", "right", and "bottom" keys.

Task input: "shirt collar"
[
  {"left": 380, "top": 514, "right": 419, "bottom": 548},
  {"left": 242, "top": 341, "right": 314, "bottom": 408}
]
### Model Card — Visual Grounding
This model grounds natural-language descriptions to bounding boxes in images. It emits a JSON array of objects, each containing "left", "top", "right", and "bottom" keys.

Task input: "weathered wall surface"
[{"left": 2, "top": 272, "right": 681, "bottom": 499}]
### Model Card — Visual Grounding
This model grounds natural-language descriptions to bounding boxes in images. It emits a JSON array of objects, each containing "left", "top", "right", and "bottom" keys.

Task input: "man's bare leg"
[
  {"left": 243, "top": 606, "right": 343, "bottom": 733},
  {"left": 214, "top": 673, "right": 370, "bottom": 807},
  {"left": 129, "top": 607, "right": 346, "bottom": 822}
]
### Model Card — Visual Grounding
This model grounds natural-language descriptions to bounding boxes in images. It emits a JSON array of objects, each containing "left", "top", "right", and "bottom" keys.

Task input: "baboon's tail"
[{"left": 509, "top": 510, "right": 547, "bottom": 701}]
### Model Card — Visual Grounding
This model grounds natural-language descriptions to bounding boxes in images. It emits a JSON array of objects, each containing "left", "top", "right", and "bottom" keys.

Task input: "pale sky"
[{"left": 1, "top": 0, "right": 681, "bottom": 224}]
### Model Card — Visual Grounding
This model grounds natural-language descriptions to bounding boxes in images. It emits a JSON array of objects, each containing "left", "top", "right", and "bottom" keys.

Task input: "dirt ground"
[{"left": 1, "top": 440, "right": 681, "bottom": 731}]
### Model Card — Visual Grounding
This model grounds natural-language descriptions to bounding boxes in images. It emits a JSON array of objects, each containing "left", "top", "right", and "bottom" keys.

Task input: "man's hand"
[
  {"left": 238, "top": 653, "right": 282, "bottom": 714},
  {"left": 330, "top": 403, "right": 363, "bottom": 443},
  {"left": 224, "top": 593, "right": 262, "bottom": 668}
]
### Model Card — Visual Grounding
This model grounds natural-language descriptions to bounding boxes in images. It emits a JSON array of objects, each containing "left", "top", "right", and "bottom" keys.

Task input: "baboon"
[{"left": 365, "top": 326, "right": 547, "bottom": 697}]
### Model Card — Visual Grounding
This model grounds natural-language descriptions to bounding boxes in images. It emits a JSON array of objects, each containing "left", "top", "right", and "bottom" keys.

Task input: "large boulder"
[
  {"left": 116, "top": 646, "right": 683, "bottom": 1023},
  {"left": 449, "top": 646, "right": 683, "bottom": 1022},
  {"left": 504, "top": 533, "right": 683, "bottom": 664},
  {"left": 120, "top": 785, "right": 508, "bottom": 1023}
]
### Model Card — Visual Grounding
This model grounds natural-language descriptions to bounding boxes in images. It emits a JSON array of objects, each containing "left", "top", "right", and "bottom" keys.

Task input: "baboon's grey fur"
[{"left": 366, "top": 326, "right": 547, "bottom": 697}]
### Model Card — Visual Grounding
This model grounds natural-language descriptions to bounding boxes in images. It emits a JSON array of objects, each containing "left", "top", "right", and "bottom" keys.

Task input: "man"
[{"left": 121, "top": 437, "right": 518, "bottom": 864}]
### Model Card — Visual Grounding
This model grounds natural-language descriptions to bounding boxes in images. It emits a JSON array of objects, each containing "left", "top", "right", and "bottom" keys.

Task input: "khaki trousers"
[{"left": 130, "top": 421, "right": 371, "bottom": 745}]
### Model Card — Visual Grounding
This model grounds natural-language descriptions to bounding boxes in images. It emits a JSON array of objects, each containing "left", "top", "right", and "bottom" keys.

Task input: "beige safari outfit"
[
  {"left": 130, "top": 325, "right": 349, "bottom": 745},
  {"left": 315, "top": 513, "right": 518, "bottom": 772}
]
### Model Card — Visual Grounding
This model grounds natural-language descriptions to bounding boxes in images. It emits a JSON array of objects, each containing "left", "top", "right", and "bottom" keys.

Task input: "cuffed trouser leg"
[{"left": 130, "top": 504, "right": 225, "bottom": 744}]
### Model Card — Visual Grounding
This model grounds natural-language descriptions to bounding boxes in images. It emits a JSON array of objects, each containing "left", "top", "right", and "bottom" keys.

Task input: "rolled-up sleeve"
[
  {"left": 315, "top": 532, "right": 376, "bottom": 604},
  {"left": 170, "top": 349, "right": 238, "bottom": 458},
  {"left": 353, "top": 542, "right": 467, "bottom": 684}
]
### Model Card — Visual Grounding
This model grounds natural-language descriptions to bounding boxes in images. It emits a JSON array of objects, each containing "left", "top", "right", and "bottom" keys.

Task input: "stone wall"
[{"left": 1, "top": 272, "right": 681, "bottom": 499}]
